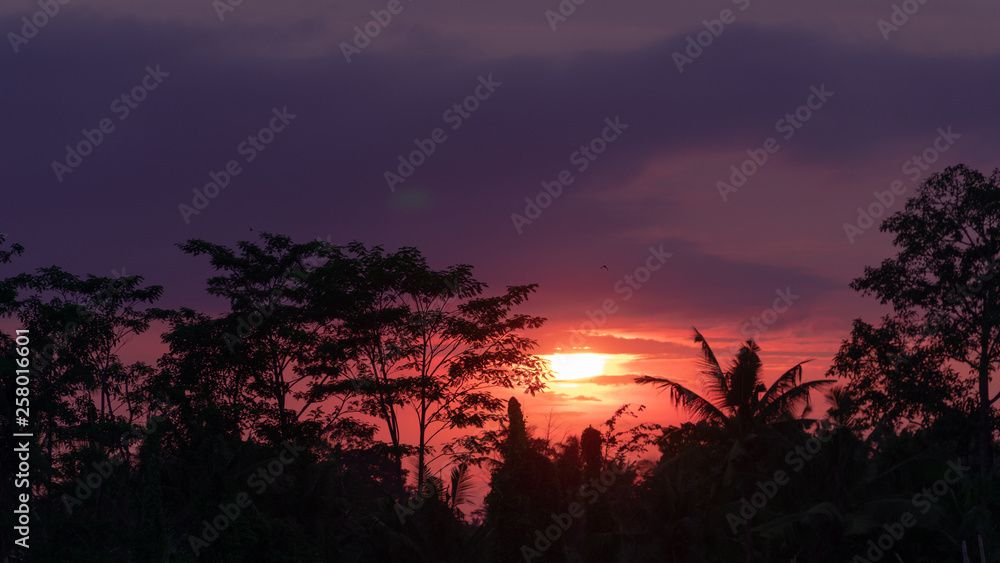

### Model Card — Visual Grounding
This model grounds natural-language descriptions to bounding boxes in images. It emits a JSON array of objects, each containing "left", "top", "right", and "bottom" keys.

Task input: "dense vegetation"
[{"left": 1, "top": 164, "right": 998, "bottom": 562}]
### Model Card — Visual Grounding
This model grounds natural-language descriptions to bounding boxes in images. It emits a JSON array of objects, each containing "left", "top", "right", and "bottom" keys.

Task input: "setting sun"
[{"left": 546, "top": 353, "right": 610, "bottom": 380}]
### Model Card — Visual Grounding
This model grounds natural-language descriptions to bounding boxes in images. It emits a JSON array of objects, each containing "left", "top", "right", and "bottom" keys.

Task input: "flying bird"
[{"left": 600, "top": 265, "right": 608, "bottom": 270}]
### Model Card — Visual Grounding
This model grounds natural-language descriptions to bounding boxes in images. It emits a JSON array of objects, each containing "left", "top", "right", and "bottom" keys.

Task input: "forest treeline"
[{"left": 1, "top": 163, "right": 998, "bottom": 562}]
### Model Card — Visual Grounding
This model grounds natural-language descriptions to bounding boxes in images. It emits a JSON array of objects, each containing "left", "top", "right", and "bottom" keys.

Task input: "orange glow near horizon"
[{"left": 546, "top": 353, "right": 611, "bottom": 380}]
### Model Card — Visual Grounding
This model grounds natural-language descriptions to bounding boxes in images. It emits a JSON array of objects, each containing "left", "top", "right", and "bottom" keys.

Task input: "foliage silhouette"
[{"left": 0, "top": 217, "right": 998, "bottom": 562}]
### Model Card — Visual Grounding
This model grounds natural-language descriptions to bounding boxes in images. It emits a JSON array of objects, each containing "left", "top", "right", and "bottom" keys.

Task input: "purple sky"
[{"left": 3, "top": 0, "right": 1000, "bottom": 435}]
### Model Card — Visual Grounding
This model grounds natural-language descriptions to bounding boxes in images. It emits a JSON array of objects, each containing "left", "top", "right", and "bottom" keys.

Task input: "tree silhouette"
[
  {"left": 0, "top": 235, "right": 25, "bottom": 559},
  {"left": 636, "top": 329, "right": 832, "bottom": 436},
  {"left": 323, "top": 242, "right": 552, "bottom": 492},
  {"left": 174, "top": 234, "right": 350, "bottom": 446},
  {"left": 827, "top": 316, "right": 971, "bottom": 432},
  {"left": 7, "top": 268, "right": 162, "bottom": 483},
  {"left": 0, "top": 234, "right": 23, "bottom": 316},
  {"left": 485, "top": 397, "right": 562, "bottom": 562},
  {"left": 636, "top": 328, "right": 833, "bottom": 562},
  {"left": 4, "top": 228, "right": 997, "bottom": 562},
  {"left": 841, "top": 164, "right": 1000, "bottom": 474},
  {"left": 1, "top": 265, "right": 164, "bottom": 560}
]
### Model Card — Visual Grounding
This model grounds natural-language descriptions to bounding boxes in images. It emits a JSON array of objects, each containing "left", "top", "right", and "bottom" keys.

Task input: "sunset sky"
[{"left": 4, "top": 0, "right": 1000, "bottom": 453}]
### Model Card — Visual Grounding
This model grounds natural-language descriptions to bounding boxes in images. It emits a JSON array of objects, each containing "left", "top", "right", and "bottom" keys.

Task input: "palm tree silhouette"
[
  {"left": 635, "top": 328, "right": 833, "bottom": 435},
  {"left": 636, "top": 328, "right": 835, "bottom": 562}
]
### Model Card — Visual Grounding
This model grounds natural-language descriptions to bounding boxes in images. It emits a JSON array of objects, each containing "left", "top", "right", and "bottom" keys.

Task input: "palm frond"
[
  {"left": 758, "top": 378, "right": 836, "bottom": 424},
  {"left": 692, "top": 328, "right": 730, "bottom": 408},
  {"left": 448, "top": 462, "right": 476, "bottom": 510},
  {"left": 727, "top": 342, "right": 764, "bottom": 416},
  {"left": 635, "top": 375, "right": 727, "bottom": 425},
  {"left": 760, "top": 360, "right": 813, "bottom": 407}
]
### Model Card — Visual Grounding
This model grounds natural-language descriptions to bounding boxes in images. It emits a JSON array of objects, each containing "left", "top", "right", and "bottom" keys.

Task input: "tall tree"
[
  {"left": 174, "top": 235, "right": 550, "bottom": 493},
  {"left": 0, "top": 263, "right": 163, "bottom": 559},
  {"left": 6, "top": 267, "right": 162, "bottom": 481},
  {"left": 174, "top": 233, "right": 360, "bottom": 446},
  {"left": 635, "top": 329, "right": 833, "bottom": 437},
  {"left": 0, "top": 233, "right": 23, "bottom": 316},
  {"left": 636, "top": 328, "right": 833, "bottom": 562},
  {"left": 839, "top": 164, "right": 1000, "bottom": 474},
  {"left": 321, "top": 242, "right": 551, "bottom": 491},
  {"left": 826, "top": 316, "right": 972, "bottom": 432},
  {"left": 580, "top": 426, "right": 602, "bottom": 480},
  {"left": 485, "top": 397, "right": 562, "bottom": 562},
  {"left": 580, "top": 425, "right": 614, "bottom": 563}
]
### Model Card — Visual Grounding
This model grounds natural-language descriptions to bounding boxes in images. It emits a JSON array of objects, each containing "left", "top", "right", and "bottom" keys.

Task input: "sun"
[{"left": 546, "top": 353, "right": 609, "bottom": 380}]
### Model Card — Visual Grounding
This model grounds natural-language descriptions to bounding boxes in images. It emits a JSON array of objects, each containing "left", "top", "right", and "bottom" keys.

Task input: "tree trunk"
[
  {"left": 277, "top": 369, "right": 287, "bottom": 442},
  {"left": 416, "top": 386, "right": 428, "bottom": 492},
  {"left": 416, "top": 431, "right": 426, "bottom": 492},
  {"left": 978, "top": 328, "right": 993, "bottom": 476},
  {"left": 743, "top": 459, "right": 755, "bottom": 563}
]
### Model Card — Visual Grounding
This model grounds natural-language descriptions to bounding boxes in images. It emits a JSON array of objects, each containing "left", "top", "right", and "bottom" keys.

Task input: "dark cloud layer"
[{"left": 2, "top": 8, "right": 997, "bottom": 364}]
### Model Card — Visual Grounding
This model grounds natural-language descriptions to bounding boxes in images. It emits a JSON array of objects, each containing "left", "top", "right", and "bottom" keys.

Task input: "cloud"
[
  {"left": 574, "top": 374, "right": 637, "bottom": 387},
  {"left": 544, "top": 393, "right": 602, "bottom": 402},
  {"left": 4, "top": 12, "right": 998, "bottom": 339}
]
